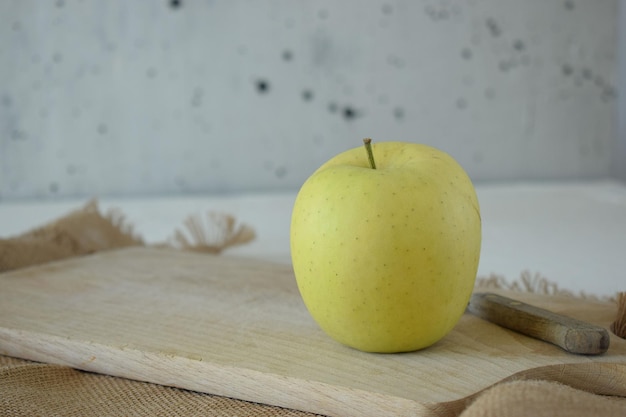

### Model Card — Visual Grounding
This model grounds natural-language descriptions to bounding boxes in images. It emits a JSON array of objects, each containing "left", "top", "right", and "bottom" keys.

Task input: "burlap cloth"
[{"left": 0, "top": 201, "right": 624, "bottom": 417}]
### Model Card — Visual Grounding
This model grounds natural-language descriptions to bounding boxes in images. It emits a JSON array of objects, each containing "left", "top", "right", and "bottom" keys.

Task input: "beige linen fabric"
[
  {"left": 0, "top": 356, "right": 319, "bottom": 417},
  {"left": 461, "top": 380, "right": 626, "bottom": 417}
]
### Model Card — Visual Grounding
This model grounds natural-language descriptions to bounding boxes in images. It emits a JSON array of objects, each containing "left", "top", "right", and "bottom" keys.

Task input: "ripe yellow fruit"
[{"left": 290, "top": 141, "right": 481, "bottom": 353}]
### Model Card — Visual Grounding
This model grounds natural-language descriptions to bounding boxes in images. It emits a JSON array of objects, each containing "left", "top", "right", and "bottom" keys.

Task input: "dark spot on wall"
[
  {"left": 461, "top": 48, "right": 472, "bottom": 60},
  {"left": 255, "top": 79, "right": 270, "bottom": 94},
  {"left": 328, "top": 101, "right": 338, "bottom": 113},
  {"left": 424, "top": 5, "right": 451, "bottom": 21},
  {"left": 1, "top": 95, "right": 12, "bottom": 107},
  {"left": 275, "top": 166, "right": 287, "bottom": 178},
  {"left": 146, "top": 67, "right": 158, "bottom": 78},
  {"left": 311, "top": 32, "right": 333, "bottom": 67},
  {"left": 513, "top": 39, "right": 525, "bottom": 51},
  {"left": 302, "top": 90, "right": 314, "bottom": 101},
  {"left": 191, "top": 87, "right": 203, "bottom": 107},
  {"left": 381, "top": 4, "right": 393, "bottom": 14},
  {"left": 49, "top": 182, "right": 59, "bottom": 193},
  {"left": 582, "top": 68, "right": 592, "bottom": 80},
  {"left": 387, "top": 55, "right": 405, "bottom": 68},
  {"left": 564, "top": 0, "right": 575, "bottom": 10},
  {"left": 318, "top": 9, "right": 329, "bottom": 19},
  {"left": 52, "top": 53, "right": 63, "bottom": 64},
  {"left": 456, "top": 98, "right": 468, "bottom": 110},
  {"left": 424, "top": 6, "right": 435, "bottom": 19},
  {"left": 97, "top": 123, "right": 108, "bottom": 135},
  {"left": 498, "top": 61, "right": 511, "bottom": 72},
  {"left": 393, "top": 107, "right": 405, "bottom": 120},
  {"left": 169, "top": 0, "right": 182, "bottom": 9},
  {"left": 562, "top": 64, "right": 573, "bottom": 76},
  {"left": 601, "top": 85, "right": 617, "bottom": 102},
  {"left": 11, "top": 129, "right": 25, "bottom": 141},
  {"left": 282, "top": 50, "right": 293, "bottom": 61},
  {"left": 342, "top": 106, "right": 358, "bottom": 120},
  {"left": 11, "top": 21, "right": 22, "bottom": 32},
  {"left": 66, "top": 165, "right": 77, "bottom": 175},
  {"left": 486, "top": 18, "right": 501, "bottom": 37},
  {"left": 485, "top": 87, "right": 496, "bottom": 99},
  {"left": 56, "top": 0, "right": 65, "bottom": 7}
]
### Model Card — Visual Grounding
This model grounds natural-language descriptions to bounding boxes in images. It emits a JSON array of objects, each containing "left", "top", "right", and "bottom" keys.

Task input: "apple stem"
[{"left": 363, "top": 138, "right": 377, "bottom": 169}]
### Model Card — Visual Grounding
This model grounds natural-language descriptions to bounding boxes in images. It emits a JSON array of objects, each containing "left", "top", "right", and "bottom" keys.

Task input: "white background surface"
[{"left": 0, "top": 180, "right": 624, "bottom": 297}]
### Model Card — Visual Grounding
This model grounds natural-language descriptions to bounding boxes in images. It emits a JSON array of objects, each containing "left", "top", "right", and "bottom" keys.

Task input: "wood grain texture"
[{"left": 0, "top": 247, "right": 624, "bottom": 417}]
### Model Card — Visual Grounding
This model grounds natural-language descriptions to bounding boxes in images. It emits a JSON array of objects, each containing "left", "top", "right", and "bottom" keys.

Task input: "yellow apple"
[{"left": 290, "top": 139, "right": 481, "bottom": 353}]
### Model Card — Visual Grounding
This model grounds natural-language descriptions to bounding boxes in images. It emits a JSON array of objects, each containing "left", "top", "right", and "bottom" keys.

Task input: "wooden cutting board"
[{"left": 1, "top": 247, "right": 624, "bottom": 416}]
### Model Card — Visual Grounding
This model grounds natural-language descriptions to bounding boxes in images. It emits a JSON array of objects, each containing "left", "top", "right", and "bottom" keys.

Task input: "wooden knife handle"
[{"left": 468, "top": 292, "right": 610, "bottom": 355}]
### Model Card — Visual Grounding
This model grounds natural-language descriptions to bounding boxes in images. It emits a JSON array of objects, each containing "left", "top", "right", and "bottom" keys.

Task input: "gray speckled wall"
[{"left": 0, "top": 0, "right": 618, "bottom": 199}]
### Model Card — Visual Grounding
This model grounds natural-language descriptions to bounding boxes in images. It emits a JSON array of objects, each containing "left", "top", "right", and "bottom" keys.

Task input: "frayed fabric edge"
[{"left": 475, "top": 270, "right": 619, "bottom": 303}]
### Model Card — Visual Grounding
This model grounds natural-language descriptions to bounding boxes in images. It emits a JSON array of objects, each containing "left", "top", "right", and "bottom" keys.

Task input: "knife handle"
[{"left": 468, "top": 292, "right": 610, "bottom": 355}]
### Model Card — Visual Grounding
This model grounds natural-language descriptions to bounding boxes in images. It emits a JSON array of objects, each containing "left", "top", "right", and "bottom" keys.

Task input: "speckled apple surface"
[{"left": 290, "top": 142, "right": 481, "bottom": 352}]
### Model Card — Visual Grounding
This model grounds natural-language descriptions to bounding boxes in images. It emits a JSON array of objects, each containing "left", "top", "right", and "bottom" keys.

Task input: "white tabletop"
[{"left": 1, "top": 180, "right": 625, "bottom": 298}]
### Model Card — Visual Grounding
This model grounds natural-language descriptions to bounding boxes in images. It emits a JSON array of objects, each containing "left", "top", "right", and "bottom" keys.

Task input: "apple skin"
[{"left": 290, "top": 141, "right": 481, "bottom": 353}]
